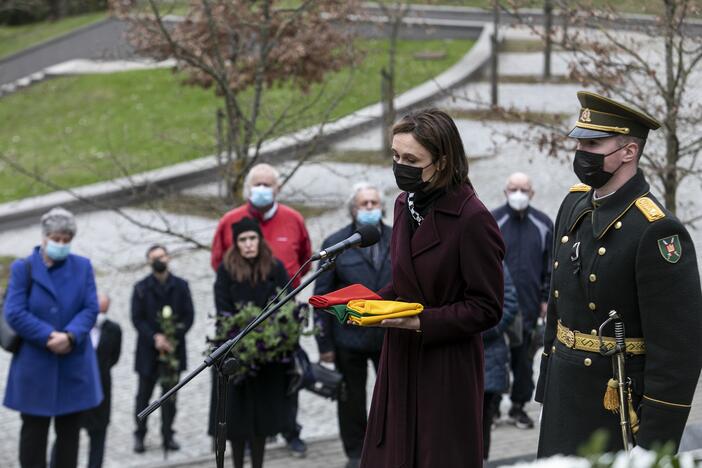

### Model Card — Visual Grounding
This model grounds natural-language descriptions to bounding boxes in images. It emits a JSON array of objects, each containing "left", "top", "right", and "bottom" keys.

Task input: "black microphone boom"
[{"left": 312, "top": 224, "right": 380, "bottom": 261}]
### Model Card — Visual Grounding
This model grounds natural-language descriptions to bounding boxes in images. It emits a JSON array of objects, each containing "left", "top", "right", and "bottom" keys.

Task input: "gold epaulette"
[
  {"left": 635, "top": 197, "right": 665, "bottom": 222},
  {"left": 569, "top": 183, "right": 591, "bottom": 193}
]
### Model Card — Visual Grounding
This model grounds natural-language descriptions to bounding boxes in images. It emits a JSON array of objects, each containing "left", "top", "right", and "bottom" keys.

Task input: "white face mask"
[{"left": 507, "top": 190, "right": 530, "bottom": 211}]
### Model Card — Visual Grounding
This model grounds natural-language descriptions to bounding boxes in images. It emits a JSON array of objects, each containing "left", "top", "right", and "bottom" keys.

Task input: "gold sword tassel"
[{"left": 604, "top": 378, "right": 619, "bottom": 412}]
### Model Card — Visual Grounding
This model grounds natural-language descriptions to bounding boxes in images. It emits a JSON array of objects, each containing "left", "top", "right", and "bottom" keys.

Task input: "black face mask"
[
  {"left": 572, "top": 145, "right": 626, "bottom": 189},
  {"left": 393, "top": 161, "right": 432, "bottom": 192},
  {"left": 151, "top": 259, "right": 167, "bottom": 273}
]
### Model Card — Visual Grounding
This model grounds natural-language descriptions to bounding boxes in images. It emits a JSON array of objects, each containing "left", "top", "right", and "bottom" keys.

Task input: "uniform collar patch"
[{"left": 658, "top": 235, "right": 682, "bottom": 264}]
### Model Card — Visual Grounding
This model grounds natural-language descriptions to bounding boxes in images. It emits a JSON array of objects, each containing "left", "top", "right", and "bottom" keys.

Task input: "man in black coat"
[
  {"left": 82, "top": 293, "right": 122, "bottom": 468},
  {"left": 131, "top": 244, "right": 195, "bottom": 453},
  {"left": 536, "top": 92, "right": 702, "bottom": 456},
  {"left": 314, "top": 183, "right": 392, "bottom": 468}
]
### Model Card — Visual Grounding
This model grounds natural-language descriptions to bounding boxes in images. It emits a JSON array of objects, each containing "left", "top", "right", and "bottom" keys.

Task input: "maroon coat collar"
[{"left": 394, "top": 184, "right": 477, "bottom": 300}]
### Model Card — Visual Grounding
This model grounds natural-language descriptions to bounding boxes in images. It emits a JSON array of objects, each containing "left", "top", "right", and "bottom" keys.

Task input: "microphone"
[{"left": 312, "top": 224, "right": 381, "bottom": 261}]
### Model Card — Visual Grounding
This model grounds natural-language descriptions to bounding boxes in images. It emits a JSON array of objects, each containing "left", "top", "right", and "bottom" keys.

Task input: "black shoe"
[
  {"left": 133, "top": 435, "right": 145, "bottom": 454},
  {"left": 508, "top": 404, "right": 534, "bottom": 429},
  {"left": 163, "top": 437, "right": 181, "bottom": 451},
  {"left": 286, "top": 437, "right": 307, "bottom": 458}
]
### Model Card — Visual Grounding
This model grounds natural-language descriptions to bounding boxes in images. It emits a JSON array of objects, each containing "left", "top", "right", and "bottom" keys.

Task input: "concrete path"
[{"left": 0, "top": 19, "right": 130, "bottom": 87}]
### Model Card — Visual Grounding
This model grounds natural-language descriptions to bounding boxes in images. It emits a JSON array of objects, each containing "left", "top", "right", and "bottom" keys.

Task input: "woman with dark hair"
[
  {"left": 360, "top": 108, "right": 505, "bottom": 467},
  {"left": 209, "top": 217, "right": 293, "bottom": 468}
]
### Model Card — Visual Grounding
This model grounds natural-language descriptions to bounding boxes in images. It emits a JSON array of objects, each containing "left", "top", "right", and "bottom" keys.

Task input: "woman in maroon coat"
[{"left": 359, "top": 109, "right": 505, "bottom": 468}]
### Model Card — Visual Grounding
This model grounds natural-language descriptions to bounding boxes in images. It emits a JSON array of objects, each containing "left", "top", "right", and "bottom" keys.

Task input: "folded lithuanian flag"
[
  {"left": 309, "top": 284, "right": 383, "bottom": 324},
  {"left": 323, "top": 304, "right": 350, "bottom": 324},
  {"left": 309, "top": 284, "right": 381, "bottom": 308},
  {"left": 346, "top": 299, "right": 423, "bottom": 326}
]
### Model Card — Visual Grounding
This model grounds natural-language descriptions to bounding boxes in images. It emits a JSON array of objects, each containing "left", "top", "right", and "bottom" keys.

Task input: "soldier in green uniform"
[{"left": 535, "top": 91, "right": 702, "bottom": 456}]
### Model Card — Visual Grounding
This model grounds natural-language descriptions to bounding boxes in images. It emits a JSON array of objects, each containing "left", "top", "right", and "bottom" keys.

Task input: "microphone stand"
[{"left": 137, "top": 257, "right": 337, "bottom": 468}]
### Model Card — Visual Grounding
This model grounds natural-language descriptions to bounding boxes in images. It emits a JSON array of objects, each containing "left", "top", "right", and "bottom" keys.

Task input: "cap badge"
[{"left": 580, "top": 108, "right": 592, "bottom": 123}]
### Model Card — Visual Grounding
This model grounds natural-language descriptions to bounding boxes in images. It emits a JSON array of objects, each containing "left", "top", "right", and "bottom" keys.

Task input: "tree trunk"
[
  {"left": 543, "top": 0, "right": 553, "bottom": 80},
  {"left": 222, "top": 91, "right": 243, "bottom": 204},
  {"left": 661, "top": 0, "right": 678, "bottom": 214},
  {"left": 381, "top": 67, "right": 393, "bottom": 158},
  {"left": 490, "top": 0, "right": 499, "bottom": 107},
  {"left": 384, "top": 13, "right": 400, "bottom": 144}
]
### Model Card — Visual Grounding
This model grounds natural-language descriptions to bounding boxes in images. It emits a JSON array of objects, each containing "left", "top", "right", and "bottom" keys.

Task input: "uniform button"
[
  {"left": 615, "top": 221, "right": 622, "bottom": 230},
  {"left": 589, "top": 274, "right": 597, "bottom": 282},
  {"left": 554, "top": 290, "right": 559, "bottom": 298},
  {"left": 588, "top": 302, "right": 597, "bottom": 311},
  {"left": 591, "top": 329, "right": 597, "bottom": 335},
  {"left": 561, "top": 236, "right": 569, "bottom": 244},
  {"left": 598, "top": 247, "right": 606, "bottom": 256},
  {"left": 584, "top": 358, "right": 592, "bottom": 366},
  {"left": 554, "top": 261, "right": 559, "bottom": 269},
  {"left": 551, "top": 345, "right": 556, "bottom": 353}
]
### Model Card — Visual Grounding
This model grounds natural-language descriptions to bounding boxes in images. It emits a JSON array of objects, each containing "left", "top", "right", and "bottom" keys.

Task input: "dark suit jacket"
[
  {"left": 131, "top": 273, "right": 194, "bottom": 376},
  {"left": 83, "top": 318, "right": 122, "bottom": 431},
  {"left": 314, "top": 222, "right": 391, "bottom": 353},
  {"left": 360, "top": 184, "right": 505, "bottom": 468}
]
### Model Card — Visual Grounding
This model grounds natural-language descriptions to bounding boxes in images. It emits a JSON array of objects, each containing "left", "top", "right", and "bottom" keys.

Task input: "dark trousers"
[
  {"left": 134, "top": 373, "right": 177, "bottom": 440},
  {"left": 482, "top": 392, "right": 501, "bottom": 460},
  {"left": 335, "top": 347, "right": 380, "bottom": 459},
  {"left": 50, "top": 427, "right": 107, "bottom": 468},
  {"left": 510, "top": 330, "right": 535, "bottom": 405},
  {"left": 86, "top": 428, "right": 107, "bottom": 468},
  {"left": 282, "top": 393, "right": 301, "bottom": 441},
  {"left": 20, "top": 412, "right": 82, "bottom": 468},
  {"left": 281, "top": 342, "right": 309, "bottom": 442},
  {"left": 231, "top": 437, "right": 265, "bottom": 468}
]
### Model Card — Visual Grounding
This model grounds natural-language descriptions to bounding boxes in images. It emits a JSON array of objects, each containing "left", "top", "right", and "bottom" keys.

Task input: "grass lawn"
[
  {"left": 0, "top": 12, "right": 106, "bottom": 60},
  {"left": 0, "top": 38, "right": 473, "bottom": 203}
]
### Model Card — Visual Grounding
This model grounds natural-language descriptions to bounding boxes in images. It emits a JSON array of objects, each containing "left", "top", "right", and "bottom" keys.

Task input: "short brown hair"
[
  {"left": 391, "top": 108, "right": 470, "bottom": 190},
  {"left": 616, "top": 135, "right": 646, "bottom": 159},
  {"left": 223, "top": 233, "right": 275, "bottom": 285}
]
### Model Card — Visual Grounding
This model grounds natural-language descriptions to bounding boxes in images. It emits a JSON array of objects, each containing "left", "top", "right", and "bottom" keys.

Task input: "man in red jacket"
[
  {"left": 210, "top": 162, "right": 312, "bottom": 456},
  {"left": 211, "top": 163, "right": 312, "bottom": 287}
]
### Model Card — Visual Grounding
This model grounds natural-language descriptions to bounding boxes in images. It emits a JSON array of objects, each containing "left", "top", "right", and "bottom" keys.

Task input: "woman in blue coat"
[
  {"left": 4, "top": 207, "right": 102, "bottom": 468},
  {"left": 482, "top": 264, "right": 519, "bottom": 460}
]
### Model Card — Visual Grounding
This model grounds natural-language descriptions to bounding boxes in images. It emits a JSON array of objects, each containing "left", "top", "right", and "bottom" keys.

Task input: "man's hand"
[
  {"left": 319, "top": 351, "right": 335, "bottom": 363},
  {"left": 47, "top": 331, "right": 72, "bottom": 354},
  {"left": 154, "top": 333, "right": 174, "bottom": 353},
  {"left": 540, "top": 302, "right": 548, "bottom": 319},
  {"left": 379, "top": 316, "right": 420, "bottom": 330}
]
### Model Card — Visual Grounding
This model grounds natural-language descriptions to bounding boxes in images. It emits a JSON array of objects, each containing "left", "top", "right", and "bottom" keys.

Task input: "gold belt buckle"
[{"left": 563, "top": 329, "right": 576, "bottom": 349}]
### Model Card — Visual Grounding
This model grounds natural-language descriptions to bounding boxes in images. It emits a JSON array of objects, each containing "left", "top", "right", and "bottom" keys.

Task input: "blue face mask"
[
  {"left": 356, "top": 208, "right": 382, "bottom": 226},
  {"left": 249, "top": 185, "right": 275, "bottom": 208},
  {"left": 45, "top": 240, "right": 71, "bottom": 261}
]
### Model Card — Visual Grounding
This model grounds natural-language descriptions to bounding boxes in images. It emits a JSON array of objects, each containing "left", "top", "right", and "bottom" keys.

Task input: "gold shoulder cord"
[
  {"left": 569, "top": 183, "right": 591, "bottom": 193},
  {"left": 635, "top": 197, "right": 665, "bottom": 222}
]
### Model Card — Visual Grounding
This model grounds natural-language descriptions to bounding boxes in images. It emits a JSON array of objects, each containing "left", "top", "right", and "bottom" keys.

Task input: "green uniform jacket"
[{"left": 536, "top": 170, "right": 702, "bottom": 456}]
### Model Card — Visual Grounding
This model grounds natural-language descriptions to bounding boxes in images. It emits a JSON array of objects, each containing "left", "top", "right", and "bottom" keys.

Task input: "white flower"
[
  {"left": 500, "top": 456, "right": 589, "bottom": 468},
  {"left": 162, "top": 305, "right": 173, "bottom": 319}
]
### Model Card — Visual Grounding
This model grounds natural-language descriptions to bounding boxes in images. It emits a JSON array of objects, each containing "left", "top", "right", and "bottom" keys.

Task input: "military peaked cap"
[{"left": 568, "top": 91, "right": 661, "bottom": 140}]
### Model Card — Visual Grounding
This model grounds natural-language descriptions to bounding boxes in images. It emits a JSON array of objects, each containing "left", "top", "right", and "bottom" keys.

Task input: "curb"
[{"left": 0, "top": 22, "right": 492, "bottom": 231}]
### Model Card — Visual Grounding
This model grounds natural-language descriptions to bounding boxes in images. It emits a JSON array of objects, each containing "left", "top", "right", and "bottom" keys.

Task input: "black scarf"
[{"left": 407, "top": 187, "right": 446, "bottom": 231}]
